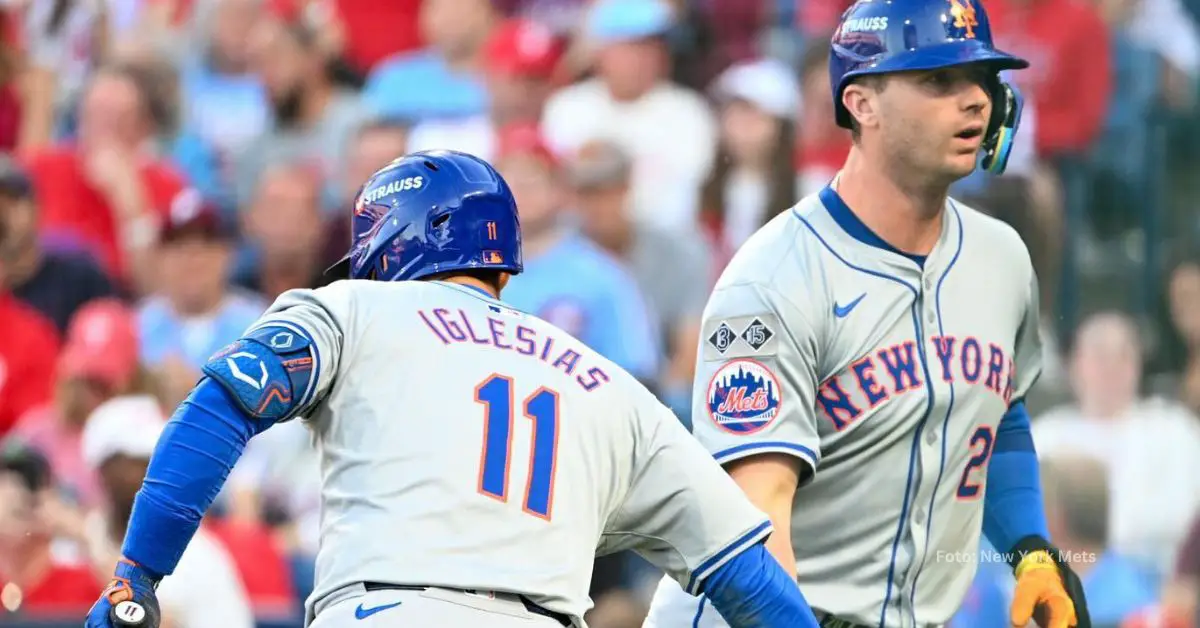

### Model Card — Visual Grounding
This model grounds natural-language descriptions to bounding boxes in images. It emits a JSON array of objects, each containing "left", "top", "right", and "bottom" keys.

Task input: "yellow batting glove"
[{"left": 1010, "top": 550, "right": 1077, "bottom": 628}]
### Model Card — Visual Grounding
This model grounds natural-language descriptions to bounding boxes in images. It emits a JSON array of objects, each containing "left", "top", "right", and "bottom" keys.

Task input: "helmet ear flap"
[{"left": 980, "top": 78, "right": 1024, "bottom": 175}]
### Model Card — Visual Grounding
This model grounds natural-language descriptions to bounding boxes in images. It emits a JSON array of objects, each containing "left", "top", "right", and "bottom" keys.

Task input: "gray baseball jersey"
[
  {"left": 652, "top": 187, "right": 1042, "bottom": 628},
  {"left": 239, "top": 279, "right": 772, "bottom": 626}
]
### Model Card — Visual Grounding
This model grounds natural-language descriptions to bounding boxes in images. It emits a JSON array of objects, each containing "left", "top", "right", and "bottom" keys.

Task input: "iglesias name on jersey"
[{"left": 236, "top": 279, "right": 771, "bottom": 625}]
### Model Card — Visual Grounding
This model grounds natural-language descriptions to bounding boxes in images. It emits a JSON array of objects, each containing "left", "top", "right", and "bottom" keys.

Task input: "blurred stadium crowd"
[{"left": 0, "top": 0, "right": 1199, "bottom": 626}]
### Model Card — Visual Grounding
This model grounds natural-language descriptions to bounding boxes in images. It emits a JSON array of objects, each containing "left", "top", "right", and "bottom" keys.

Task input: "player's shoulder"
[
  {"left": 709, "top": 195, "right": 829, "bottom": 315},
  {"left": 256, "top": 279, "right": 449, "bottom": 325},
  {"left": 722, "top": 200, "right": 805, "bottom": 276},
  {"left": 949, "top": 197, "right": 1034, "bottom": 270}
]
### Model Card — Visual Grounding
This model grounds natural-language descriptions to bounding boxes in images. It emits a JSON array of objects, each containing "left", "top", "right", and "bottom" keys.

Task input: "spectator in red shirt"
[
  {"left": 987, "top": 0, "right": 1113, "bottom": 157},
  {"left": 0, "top": 255, "right": 59, "bottom": 438},
  {"left": 22, "top": 62, "right": 192, "bottom": 292},
  {"left": 5, "top": 298, "right": 143, "bottom": 510},
  {"left": 0, "top": 443, "right": 101, "bottom": 618}
]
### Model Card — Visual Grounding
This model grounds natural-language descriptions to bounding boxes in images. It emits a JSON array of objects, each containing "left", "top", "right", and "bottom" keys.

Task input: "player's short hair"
[
  {"left": 845, "top": 75, "right": 889, "bottom": 142},
  {"left": 796, "top": 37, "right": 887, "bottom": 141}
]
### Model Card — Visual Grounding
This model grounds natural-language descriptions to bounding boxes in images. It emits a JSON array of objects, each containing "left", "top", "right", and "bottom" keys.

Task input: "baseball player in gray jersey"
[
  {"left": 645, "top": 0, "right": 1093, "bottom": 627},
  {"left": 84, "top": 150, "right": 822, "bottom": 628}
]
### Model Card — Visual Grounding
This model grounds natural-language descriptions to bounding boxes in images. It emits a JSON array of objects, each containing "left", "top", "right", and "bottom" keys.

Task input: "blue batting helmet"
[
  {"left": 829, "top": 0, "right": 1029, "bottom": 173},
  {"left": 327, "top": 150, "right": 523, "bottom": 282}
]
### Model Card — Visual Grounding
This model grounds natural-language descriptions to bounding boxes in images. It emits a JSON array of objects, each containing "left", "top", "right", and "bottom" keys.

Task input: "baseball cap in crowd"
[
  {"left": 159, "top": 188, "right": 230, "bottom": 243},
  {"left": 564, "top": 140, "right": 633, "bottom": 190},
  {"left": 586, "top": 0, "right": 675, "bottom": 44},
  {"left": 711, "top": 58, "right": 801, "bottom": 120},
  {"left": 495, "top": 122, "right": 559, "bottom": 169},
  {"left": 58, "top": 299, "right": 139, "bottom": 392},
  {"left": 484, "top": 19, "right": 566, "bottom": 80},
  {"left": 0, "top": 154, "right": 33, "bottom": 199},
  {"left": 81, "top": 395, "right": 166, "bottom": 470}
]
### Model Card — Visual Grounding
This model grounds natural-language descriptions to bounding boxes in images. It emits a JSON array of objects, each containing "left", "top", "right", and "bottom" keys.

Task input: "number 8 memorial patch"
[{"left": 707, "top": 359, "right": 782, "bottom": 434}]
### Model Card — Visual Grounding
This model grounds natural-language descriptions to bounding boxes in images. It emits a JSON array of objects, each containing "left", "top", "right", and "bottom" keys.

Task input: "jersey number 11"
[{"left": 474, "top": 374, "right": 560, "bottom": 520}]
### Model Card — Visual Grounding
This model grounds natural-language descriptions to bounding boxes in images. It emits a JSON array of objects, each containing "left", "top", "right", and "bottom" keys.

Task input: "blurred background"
[{"left": 0, "top": 0, "right": 1197, "bottom": 626}]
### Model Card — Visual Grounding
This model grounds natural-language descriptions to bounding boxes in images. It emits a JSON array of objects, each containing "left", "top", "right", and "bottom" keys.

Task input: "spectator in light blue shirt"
[
  {"left": 492, "top": 122, "right": 662, "bottom": 386},
  {"left": 1042, "top": 456, "right": 1161, "bottom": 626},
  {"left": 361, "top": 0, "right": 496, "bottom": 122},
  {"left": 137, "top": 194, "right": 264, "bottom": 409}
]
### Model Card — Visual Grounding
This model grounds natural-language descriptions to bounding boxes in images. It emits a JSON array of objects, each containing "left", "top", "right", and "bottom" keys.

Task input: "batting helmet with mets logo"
[{"left": 829, "top": 0, "right": 1029, "bottom": 174}]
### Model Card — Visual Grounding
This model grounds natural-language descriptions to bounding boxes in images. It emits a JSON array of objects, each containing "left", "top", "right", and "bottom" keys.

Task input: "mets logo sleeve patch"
[{"left": 706, "top": 359, "right": 783, "bottom": 434}]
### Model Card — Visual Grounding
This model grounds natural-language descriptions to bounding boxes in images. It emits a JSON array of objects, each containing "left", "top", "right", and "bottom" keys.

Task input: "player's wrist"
[
  {"left": 1014, "top": 550, "right": 1055, "bottom": 579},
  {"left": 114, "top": 557, "right": 162, "bottom": 590},
  {"left": 1006, "top": 534, "right": 1059, "bottom": 572}
]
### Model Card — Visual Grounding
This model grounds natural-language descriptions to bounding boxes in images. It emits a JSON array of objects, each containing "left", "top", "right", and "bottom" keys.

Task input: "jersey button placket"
[{"left": 923, "top": 277, "right": 937, "bottom": 325}]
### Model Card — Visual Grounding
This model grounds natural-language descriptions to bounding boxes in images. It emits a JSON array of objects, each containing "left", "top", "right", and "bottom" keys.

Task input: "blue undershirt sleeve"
[
  {"left": 981, "top": 400, "right": 1050, "bottom": 556},
  {"left": 701, "top": 542, "right": 821, "bottom": 628},
  {"left": 121, "top": 379, "right": 272, "bottom": 577}
]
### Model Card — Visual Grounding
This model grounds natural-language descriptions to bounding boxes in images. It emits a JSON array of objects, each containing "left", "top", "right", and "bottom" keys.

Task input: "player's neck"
[
  {"left": 835, "top": 148, "right": 946, "bottom": 256},
  {"left": 441, "top": 275, "right": 499, "bottom": 298}
]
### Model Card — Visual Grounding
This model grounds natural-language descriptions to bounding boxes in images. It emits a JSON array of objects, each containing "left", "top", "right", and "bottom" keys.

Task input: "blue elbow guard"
[
  {"left": 202, "top": 324, "right": 319, "bottom": 423},
  {"left": 702, "top": 543, "right": 820, "bottom": 628}
]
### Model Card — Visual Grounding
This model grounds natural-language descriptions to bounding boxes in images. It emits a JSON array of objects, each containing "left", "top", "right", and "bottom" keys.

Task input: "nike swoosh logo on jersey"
[
  {"left": 833, "top": 294, "right": 866, "bottom": 318},
  {"left": 355, "top": 601, "right": 402, "bottom": 620}
]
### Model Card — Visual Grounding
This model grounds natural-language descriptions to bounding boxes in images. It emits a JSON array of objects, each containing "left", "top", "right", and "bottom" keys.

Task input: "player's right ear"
[{"left": 842, "top": 84, "right": 879, "bottom": 132}]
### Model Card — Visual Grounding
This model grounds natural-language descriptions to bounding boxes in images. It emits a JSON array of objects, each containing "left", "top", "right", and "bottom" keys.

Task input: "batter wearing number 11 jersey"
[{"left": 84, "top": 151, "right": 821, "bottom": 628}]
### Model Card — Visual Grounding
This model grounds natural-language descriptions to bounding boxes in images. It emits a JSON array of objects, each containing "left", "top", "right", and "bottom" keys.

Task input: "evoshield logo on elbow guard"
[{"left": 226, "top": 353, "right": 268, "bottom": 390}]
